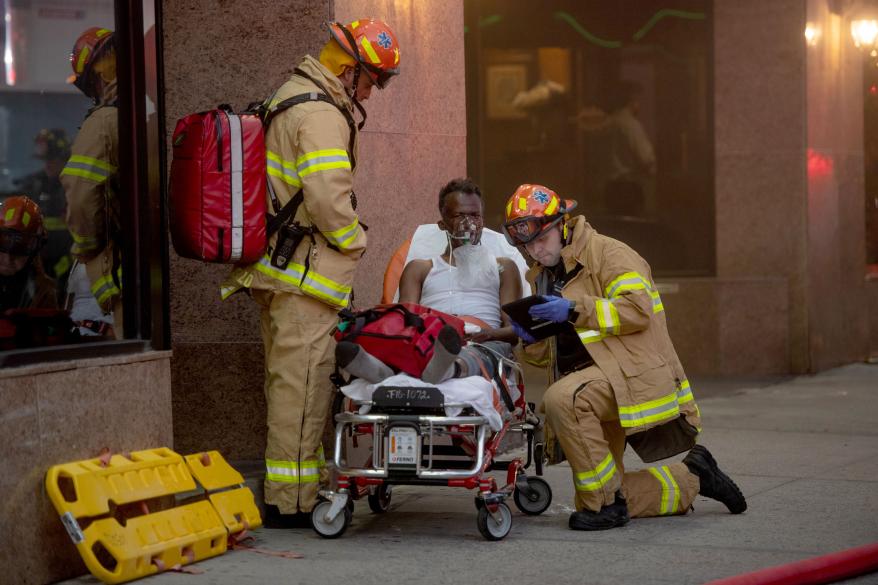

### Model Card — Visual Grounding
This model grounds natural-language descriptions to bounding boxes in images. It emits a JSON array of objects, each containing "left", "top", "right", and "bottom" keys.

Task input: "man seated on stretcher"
[{"left": 336, "top": 178, "right": 523, "bottom": 384}]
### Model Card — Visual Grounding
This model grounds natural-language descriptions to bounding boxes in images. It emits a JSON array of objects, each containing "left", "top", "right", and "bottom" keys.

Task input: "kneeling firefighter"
[
  {"left": 502, "top": 183, "right": 746, "bottom": 530},
  {"left": 221, "top": 19, "right": 401, "bottom": 526}
]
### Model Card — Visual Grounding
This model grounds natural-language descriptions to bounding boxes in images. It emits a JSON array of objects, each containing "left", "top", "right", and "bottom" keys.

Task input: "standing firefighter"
[
  {"left": 222, "top": 19, "right": 401, "bottom": 525},
  {"left": 61, "top": 27, "right": 121, "bottom": 335},
  {"left": 502, "top": 184, "right": 746, "bottom": 530}
]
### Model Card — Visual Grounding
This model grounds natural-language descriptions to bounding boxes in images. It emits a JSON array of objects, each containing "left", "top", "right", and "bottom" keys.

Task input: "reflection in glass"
[
  {"left": 465, "top": 1, "right": 713, "bottom": 276},
  {"left": 0, "top": 1, "right": 118, "bottom": 350}
]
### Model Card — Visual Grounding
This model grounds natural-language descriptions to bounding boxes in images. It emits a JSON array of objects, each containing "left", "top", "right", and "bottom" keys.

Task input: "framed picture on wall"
[{"left": 485, "top": 64, "right": 527, "bottom": 119}]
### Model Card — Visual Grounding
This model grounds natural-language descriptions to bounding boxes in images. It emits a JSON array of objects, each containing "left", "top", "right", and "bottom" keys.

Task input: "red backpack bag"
[
  {"left": 168, "top": 75, "right": 358, "bottom": 264},
  {"left": 334, "top": 303, "right": 466, "bottom": 378},
  {"left": 169, "top": 106, "right": 267, "bottom": 263}
]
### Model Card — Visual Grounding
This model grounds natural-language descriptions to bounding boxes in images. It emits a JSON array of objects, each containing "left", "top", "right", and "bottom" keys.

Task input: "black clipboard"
[{"left": 501, "top": 295, "right": 568, "bottom": 340}]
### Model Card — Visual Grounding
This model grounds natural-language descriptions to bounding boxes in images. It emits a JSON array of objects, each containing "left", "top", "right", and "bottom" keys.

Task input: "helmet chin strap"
[{"left": 348, "top": 64, "right": 368, "bottom": 130}]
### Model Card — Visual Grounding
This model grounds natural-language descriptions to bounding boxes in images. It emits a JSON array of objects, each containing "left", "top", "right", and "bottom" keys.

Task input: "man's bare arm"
[
  {"left": 398, "top": 259, "right": 432, "bottom": 304},
  {"left": 470, "top": 257, "right": 522, "bottom": 344}
]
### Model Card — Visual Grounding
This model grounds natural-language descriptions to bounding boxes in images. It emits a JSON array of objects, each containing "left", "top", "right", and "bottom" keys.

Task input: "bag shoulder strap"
[
  {"left": 265, "top": 190, "right": 303, "bottom": 237},
  {"left": 259, "top": 92, "right": 327, "bottom": 227},
  {"left": 291, "top": 68, "right": 358, "bottom": 171}
]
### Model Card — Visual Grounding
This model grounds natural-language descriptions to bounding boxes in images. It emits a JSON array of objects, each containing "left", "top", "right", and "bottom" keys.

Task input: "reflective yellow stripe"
[
  {"left": 648, "top": 465, "right": 680, "bottom": 515},
  {"left": 296, "top": 149, "right": 348, "bottom": 165},
  {"left": 60, "top": 167, "right": 108, "bottom": 182},
  {"left": 68, "top": 154, "right": 116, "bottom": 172},
  {"left": 577, "top": 328, "right": 607, "bottom": 344},
  {"left": 545, "top": 197, "right": 559, "bottom": 215},
  {"left": 595, "top": 299, "right": 621, "bottom": 335},
  {"left": 301, "top": 272, "right": 351, "bottom": 307},
  {"left": 517, "top": 196, "right": 527, "bottom": 211},
  {"left": 254, "top": 255, "right": 351, "bottom": 307},
  {"left": 266, "top": 458, "right": 322, "bottom": 484},
  {"left": 52, "top": 255, "right": 71, "bottom": 278},
  {"left": 618, "top": 391, "right": 680, "bottom": 428},
  {"left": 220, "top": 285, "right": 239, "bottom": 300},
  {"left": 76, "top": 45, "right": 91, "bottom": 74},
  {"left": 650, "top": 289, "right": 664, "bottom": 313},
  {"left": 266, "top": 150, "right": 302, "bottom": 187},
  {"left": 677, "top": 378, "right": 693, "bottom": 404},
  {"left": 299, "top": 459, "right": 321, "bottom": 482},
  {"left": 505, "top": 200, "right": 513, "bottom": 218},
  {"left": 21, "top": 211, "right": 31, "bottom": 228},
  {"left": 43, "top": 216, "right": 66, "bottom": 231},
  {"left": 350, "top": 20, "right": 360, "bottom": 29},
  {"left": 296, "top": 149, "right": 351, "bottom": 178},
  {"left": 4, "top": 209, "right": 13, "bottom": 222},
  {"left": 605, "top": 271, "right": 651, "bottom": 298},
  {"left": 265, "top": 458, "right": 299, "bottom": 484},
  {"left": 299, "top": 160, "right": 351, "bottom": 177},
  {"left": 574, "top": 453, "right": 617, "bottom": 492},
  {"left": 91, "top": 273, "right": 121, "bottom": 306},
  {"left": 323, "top": 217, "right": 360, "bottom": 249},
  {"left": 62, "top": 155, "right": 115, "bottom": 183},
  {"left": 69, "top": 231, "right": 96, "bottom": 244},
  {"left": 360, "top": 37, "right": 381, "bottom": 64},
  {"left": 254, "top": 256, "right": 305, "bottom": 286}
]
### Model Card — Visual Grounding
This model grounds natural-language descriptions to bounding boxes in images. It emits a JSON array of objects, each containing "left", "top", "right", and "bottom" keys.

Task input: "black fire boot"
[
  {"left": 683, "top": 445, "right": 747, "bottom": 514},
  {"left": 262, "top": 504, "right": 313, "bottom": 529},
  {"left": 568, "top": 491, "right": 630, "bottom": 531}
]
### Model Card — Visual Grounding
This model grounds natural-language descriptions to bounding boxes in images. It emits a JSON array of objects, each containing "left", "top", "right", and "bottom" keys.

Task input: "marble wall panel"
[
  {"left": 805, "top": 0, "right": 869, "bottom": 371},
  {"left": 0, "top": 355, "right": 172, "bottom": 584}
]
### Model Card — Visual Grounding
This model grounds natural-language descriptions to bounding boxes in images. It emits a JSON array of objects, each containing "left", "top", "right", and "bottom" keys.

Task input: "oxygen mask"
[{"left": 449, "top": 215, "right": 481, "bottom": 246}]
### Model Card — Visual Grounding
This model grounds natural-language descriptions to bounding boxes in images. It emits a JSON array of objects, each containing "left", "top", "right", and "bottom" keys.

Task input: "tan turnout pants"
[
  {"left": 254, "top": 289, "right": 337, "bottom": 514},
  {"left": 543, "top": 365, "right": 699, "bottom": 516}
]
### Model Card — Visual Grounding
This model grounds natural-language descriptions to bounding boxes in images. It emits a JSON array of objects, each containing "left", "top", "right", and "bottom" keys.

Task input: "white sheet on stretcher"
[{"left": 340, "top": 373, "right": 504, "bottom": 431}]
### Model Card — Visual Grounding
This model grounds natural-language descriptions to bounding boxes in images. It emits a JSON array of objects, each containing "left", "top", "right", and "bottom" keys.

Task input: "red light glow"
[{"left": 807, "top": 148, "right": 834, "bottom": 179}]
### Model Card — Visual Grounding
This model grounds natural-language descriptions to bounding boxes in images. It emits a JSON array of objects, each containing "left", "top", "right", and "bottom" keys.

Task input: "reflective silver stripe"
[
  {"left": 301, "top": 273, "right": 350, "bottom": 306},
  {"left": 574, "top": 454, "right": 617, "bottom": 491},
  {"left": 226, "top": 112, "right": 244, "bottom": 262},
  {"left": 648, "top": 465, "right": 680, "bottom": 514},
  {"left": 296, "top": 152, "right": 351, "bottom": 176},
  {"left": 62, "top": 160, "right": 111, "bottom": 180},
  {"left": 266, "top": 465, "right": 298, "bottom": 478},
  {"left": 299, "top": 466, "right": 320, "bottom": 480},
  {"left": 618, "top": 394, "right": 680, "bottom": 427},
  {"left": 677, "top": 379, "right": 693, "bottom": 403},
  {"left": 606, "top": 275, "right": 650, "bottom": 298}
]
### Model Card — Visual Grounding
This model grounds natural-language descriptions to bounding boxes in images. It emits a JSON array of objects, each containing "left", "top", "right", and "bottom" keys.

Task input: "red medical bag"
[
  {"left": 335, "top": 303, "right": 466, "bottom": 378},
  {"left": 169, "top": 107, "right": 267, "bottom": 264}
]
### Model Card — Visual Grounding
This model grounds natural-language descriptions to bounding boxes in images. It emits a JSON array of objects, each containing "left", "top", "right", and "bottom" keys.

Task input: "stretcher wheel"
[
  {"left": 513, "top": 476, "right": 552, "bottom": 515},
  {"left": 368, "top": 484, "right": 392, "bottom": 513},
  {"left": 311, "top": 500, "right": 352, "bottom": 539},
  {"left": 477, "top": 502, "right": 512, "bottom": 541}
]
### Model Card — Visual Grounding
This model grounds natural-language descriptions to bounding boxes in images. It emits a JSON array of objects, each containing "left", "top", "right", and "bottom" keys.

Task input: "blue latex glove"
[
  {"left": 529, "top": 295, "right": 575, "bottom": 323},
  {"left": 511, "top": 320, "right": 536, "bottom": 344}
]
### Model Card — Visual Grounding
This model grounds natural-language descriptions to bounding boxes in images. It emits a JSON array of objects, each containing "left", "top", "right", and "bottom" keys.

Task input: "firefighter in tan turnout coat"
[
  {"left": 222, "top": 19, "right": 401, "bottom": 523},
  {"left": 61, "top": 27, "right": 122, "bottom": 336},
  {"left": 502, "top": 184, "right": 746, "bottom": 531}
]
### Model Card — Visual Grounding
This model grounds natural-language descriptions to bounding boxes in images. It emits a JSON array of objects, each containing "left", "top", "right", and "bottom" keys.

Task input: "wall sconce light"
[
  {"left": 851, "top": 19, "right": 878, "bottom": 48},
  {"left": 805, "top": 22, "right": 821, "bottom": 46}
]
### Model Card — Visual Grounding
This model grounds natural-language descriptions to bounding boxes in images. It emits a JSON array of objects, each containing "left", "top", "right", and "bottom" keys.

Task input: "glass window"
[
  {"left": 0, "top": 0, "right": 166, "bottom": 364},
  {"left": 465, "top": 0, "right": 714, "bottom": 276}
]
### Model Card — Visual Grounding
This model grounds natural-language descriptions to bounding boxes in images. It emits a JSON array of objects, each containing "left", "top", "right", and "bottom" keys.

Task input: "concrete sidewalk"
[{"left": 64, "top": 363, "right": 878, "bottom": 585}]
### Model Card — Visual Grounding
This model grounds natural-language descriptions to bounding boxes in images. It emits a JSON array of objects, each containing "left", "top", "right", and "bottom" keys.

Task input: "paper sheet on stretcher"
[{"left": 340, "top": 373, "right": 504, "bottom": 431}]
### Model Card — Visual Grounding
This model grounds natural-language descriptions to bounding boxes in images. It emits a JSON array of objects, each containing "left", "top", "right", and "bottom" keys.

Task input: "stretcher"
[{"left": 313, "top": 345, "right": 551, "bottom": 541}]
